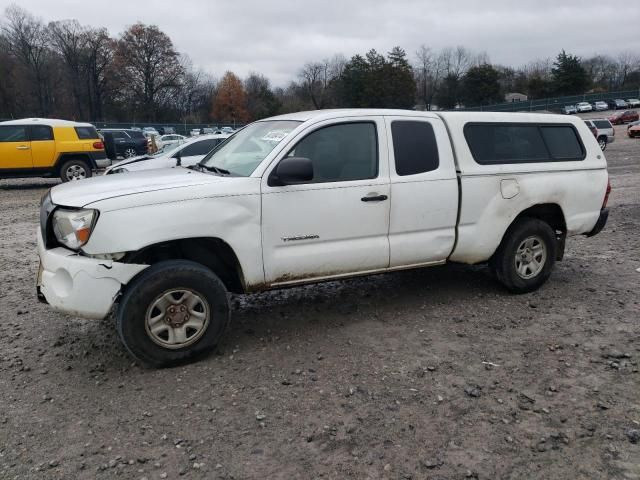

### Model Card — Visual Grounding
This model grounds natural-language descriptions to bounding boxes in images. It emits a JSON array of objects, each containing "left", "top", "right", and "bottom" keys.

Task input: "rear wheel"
[
  {"left": 490, "top": 218, "right": 557, "bottom": 294},
  {"left": 116, "top": 260, "right": 230, "bottom": 367},
  {"left": 60, "top": 159, "right": 92, "bottom": 182},
  {"left": 123, "top": 147, "right": 137, "bottom": 158}
]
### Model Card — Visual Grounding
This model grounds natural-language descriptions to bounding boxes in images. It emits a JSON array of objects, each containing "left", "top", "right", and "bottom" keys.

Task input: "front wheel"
[
  {"left": 490, "top": 218, "right": 557, "bottom": 294},
  {"left": 116, "top": 260, "right": 230, "bottom": 367}
]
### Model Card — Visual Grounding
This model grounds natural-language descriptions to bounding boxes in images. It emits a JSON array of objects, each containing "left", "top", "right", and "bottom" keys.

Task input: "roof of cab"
[
  {"left": 0, "top": 118, "right": 95, "bottom": 127},
  {"left": 264, "top": 108, "right": 578, "bottom": 125}
]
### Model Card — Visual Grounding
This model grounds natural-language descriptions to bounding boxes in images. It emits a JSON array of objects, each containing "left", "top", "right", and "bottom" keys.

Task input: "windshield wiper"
[{"left": 197, "top": 163, "right": 231, "bottom": 175}]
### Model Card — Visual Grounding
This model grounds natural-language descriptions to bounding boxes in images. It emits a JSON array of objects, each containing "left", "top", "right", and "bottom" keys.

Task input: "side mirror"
[
  {"left": 269, "top": 157, "right": 313, "bottom": 186},
  {"left": 175, "top": 150, "right": 182, "bottom": 166}
]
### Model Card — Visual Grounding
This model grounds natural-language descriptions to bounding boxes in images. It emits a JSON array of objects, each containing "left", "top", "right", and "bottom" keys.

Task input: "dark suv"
[{"left": 98, "top": 129, "right": 148, "bottom": 159}]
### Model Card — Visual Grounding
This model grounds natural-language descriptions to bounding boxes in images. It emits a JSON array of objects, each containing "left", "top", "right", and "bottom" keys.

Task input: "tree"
[
  {"left": 211, "top": 71, "right": 249, "bottom": 124},
  {"left": 245, "top": 73, "right": 280, "bottom": 120},
  {"left": 434, "top": 74, "right": 459, "bottom": 109},
  {"left": 114, "top": 23, "right": 183, "bottom": 121},
  {"left": 48, "top": 20, "right": 89, "bottom": 119},
  {"left": 337, "top": 48, "right": 415, "bottom": 108},
  {"left": 383, "top": 46, "right": 416, "bottom": 108},
  {"left": 551, "top": 50, "right": 589, "bottom": 95},
  {"left": 460, "top": 64, "right": 503, "bottom": 107},
  {"left": 2, "top": 5, "right": 53, "bottom": 115}
]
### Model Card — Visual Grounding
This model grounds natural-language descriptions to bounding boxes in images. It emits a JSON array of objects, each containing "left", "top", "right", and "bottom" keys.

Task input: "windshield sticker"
[{"left": 261, "top": 131, "right": 290, "bottom": 143}]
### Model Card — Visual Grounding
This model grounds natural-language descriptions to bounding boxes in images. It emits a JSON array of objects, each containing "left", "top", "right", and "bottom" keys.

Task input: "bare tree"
[
  {"left": 298, "top": 55, "right": 344, "bottom": 109},
  {"left": 84, "top": 27, "right": 113, "bottom": 121},
  {"left": 2, "top": 5, "right": 52, "bottom": 115},
  {"left": 48, "top": 20, "right": 88, "bottom": 118},
  {"left": 113, "top": 23, "right": 184, "bottom": 121}
]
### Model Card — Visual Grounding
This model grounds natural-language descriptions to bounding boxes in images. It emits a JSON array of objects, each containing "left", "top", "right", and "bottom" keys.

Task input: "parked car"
[
  {"left": 189, "top": 128, "right": 201, "bottom": 137},
  {"left": 628, "top": 123, "right": 640, "bottom": 138},
  {"left": 608, "top": 110, "right": 639, "bottom": 125},
  {"left": 37, "top": 109, "right": 610, "bottom": 366},
  {"left": 626, "top": 99, "right": 640, "bottom": 108},
  {"left": 584, "top": 119, "right": 615, "bottom": 150},
  {"left": 220, "top": 126, "right": 235, "bottom": 134},
  {"left": 607, "top": 99, "right": 628, "bottom": 110},
  {"left": 104, "top": 133, "right": 230, "bottom": 174},
  {"left": 158, "top": 127, "right": 176, "bottom": 135},
  {"left": 158, "top": 134, "right": 186, "bottom": 149},
  {"left": 576, "top": 102, "right": 593, "bottom": 113},
  {"left": 592, "top": 101, "right": 608, "bottom": 111},
  {"left": 562, "top": 105, "right": 577, "bottom": 115},
  {"left": 98, "top": 128, "right": 148, "bottom": 158},
  {"left": 583, "top": 120, "right": 598, "bottom": 139},
  {"left": 0, "top": 118, "right": 108, "bottom": 182},
  {"left": 142, "top": 127, "right": 160, "bottom": 138}
]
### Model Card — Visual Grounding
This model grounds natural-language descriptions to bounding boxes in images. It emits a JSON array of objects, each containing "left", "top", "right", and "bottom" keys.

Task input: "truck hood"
[{"left": 50, "top": 167, "right": 226, "bottom": 208}]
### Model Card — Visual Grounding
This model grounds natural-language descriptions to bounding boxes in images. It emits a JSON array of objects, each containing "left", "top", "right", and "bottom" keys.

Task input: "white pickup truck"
[{"left": 37, "top": 109, "right": 610, "bottom": 367}]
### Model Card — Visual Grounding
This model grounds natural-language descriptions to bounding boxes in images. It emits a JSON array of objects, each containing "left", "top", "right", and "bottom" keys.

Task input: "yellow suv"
[{"left": 0, "top": 118, "right": 108, "bottom": 182}]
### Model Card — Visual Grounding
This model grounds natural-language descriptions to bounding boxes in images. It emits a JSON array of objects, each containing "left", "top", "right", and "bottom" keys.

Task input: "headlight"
[{"left": 52, "top": 208, "right": 98, "bottom": 250}]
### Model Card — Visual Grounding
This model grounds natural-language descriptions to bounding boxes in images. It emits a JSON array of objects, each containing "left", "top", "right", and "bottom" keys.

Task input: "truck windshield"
[{"left": 199, "top": 120, "right": 301, "bottom": 176}]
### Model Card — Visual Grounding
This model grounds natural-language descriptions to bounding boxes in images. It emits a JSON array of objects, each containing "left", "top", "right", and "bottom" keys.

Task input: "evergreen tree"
[
  {"left": 460, "top": 64, "right": 502, "bottom": 107},
  {"left": 551, "top": 50, "right": 589, "bottom": 95}
]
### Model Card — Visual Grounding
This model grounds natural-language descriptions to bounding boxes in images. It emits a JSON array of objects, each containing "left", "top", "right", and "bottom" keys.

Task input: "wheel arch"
[
  {"left": 493, "top": 203, "right": 567, "bottom": 262},
  {"left": 56, "top": 152, "right": 95, "bottom": 172},
  {"left": 122, "top": 237, "right": 246, "bottom": 294}
]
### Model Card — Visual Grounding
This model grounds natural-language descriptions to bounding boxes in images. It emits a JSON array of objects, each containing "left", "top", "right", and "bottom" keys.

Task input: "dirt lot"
[{"left": 1, "top": 119, "right": 639, "bottom": 480}]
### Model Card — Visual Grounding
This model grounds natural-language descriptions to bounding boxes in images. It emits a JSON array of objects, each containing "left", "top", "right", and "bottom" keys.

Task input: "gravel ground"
[{"left": 1, "top": 119, "right": 639, "bottom": 480}]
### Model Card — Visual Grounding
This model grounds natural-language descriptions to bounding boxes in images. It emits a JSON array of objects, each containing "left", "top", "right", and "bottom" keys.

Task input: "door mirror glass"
[{"left": 270, "top": 157, "right": 313, "bottom": 186}]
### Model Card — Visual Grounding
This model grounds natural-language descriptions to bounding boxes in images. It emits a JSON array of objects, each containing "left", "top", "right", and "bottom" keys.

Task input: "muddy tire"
[
  {"left": 60, "top": 159, "right": 92, "bottom": 182},
  {"left": 490, "top": 217, "right": 557, "bottom": 294},
  {"left": 116, "top": 260, "right": 230, "bottom": 368}
]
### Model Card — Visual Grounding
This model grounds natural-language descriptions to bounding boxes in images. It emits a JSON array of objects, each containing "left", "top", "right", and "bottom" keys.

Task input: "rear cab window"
[
  {"left": 30, "top": 125, "right": 54, "bottom": 141},
  {"left": 464, "top": 123, "right": 585, "bottom": 164},
  {"left": 75, "top": 126, "right": 99, "bottom": 140},
  {"left": 593, "top": 120, "right": 612, "bottom": 129},
  {"left": 391, "top": 120, "right": 439, "bottom": 175}
]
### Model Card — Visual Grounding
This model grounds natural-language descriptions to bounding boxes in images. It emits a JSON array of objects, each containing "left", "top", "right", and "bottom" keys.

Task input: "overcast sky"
[{"left": 3, "top": 0, "right": 640, "bottom": 86}]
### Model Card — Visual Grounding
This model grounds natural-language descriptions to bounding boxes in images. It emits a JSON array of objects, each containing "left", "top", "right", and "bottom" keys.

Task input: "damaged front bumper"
[{"left": 36, "top": 229, "right": 148, "bottom": 319}]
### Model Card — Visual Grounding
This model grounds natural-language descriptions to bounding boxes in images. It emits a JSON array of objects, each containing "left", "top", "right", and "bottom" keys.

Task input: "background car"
[
  {"left": 608, "top": 110, "right": 640, "bottom": 125},
  {"left": 607, "top": 99, "right": 628, "bottom": 110},
  {"left": 628, "top": 123, "right": 640, "bottom": 138},
  {"left": 142, "top": 127, "right": 160, "bottom": 138},
  {"left": 585, "top": 119, "right": 615, "bottom": 150},
  {"left": 562, "top": 104, "right": 577, "bottom": 114},
  {"left": 220, "top": 126, "right": 235, "bottom": 134},
  {"left": 592, "top": 101, "right": 608, "bottom": 111},
  {"left": 201, "top": 127, "right": 215, "bottom": 134},
  {"left": 576, "top": 101, "right": 592, "bottom": 113},
  {"left": 159, "top": 134, "right": 186, "bottom": 149},
  {"left": 98, "top": 128, "right": 148, "bottom": 158},
  {"left": 189, "top": 128, "right": 201, "bottom": 137},
  {"left": 105, "top": 133, "right": 230, "bottom": 174},
  {"left": 627, "top": 99, "right": 640, "bottom": 108}
]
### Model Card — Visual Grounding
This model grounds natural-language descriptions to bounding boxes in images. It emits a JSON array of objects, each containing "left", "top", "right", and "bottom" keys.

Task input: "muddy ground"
[{"left": 1, "top": 120, "right": 639, "bottom": 480}]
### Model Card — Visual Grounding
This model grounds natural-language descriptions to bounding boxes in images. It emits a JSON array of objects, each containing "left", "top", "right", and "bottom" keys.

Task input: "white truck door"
[
  {"left": 384, "top": 116, "right": 459, "bottom": 267},
  {"left": 261, "top": 118, "right": 390, "bottom": 286}
]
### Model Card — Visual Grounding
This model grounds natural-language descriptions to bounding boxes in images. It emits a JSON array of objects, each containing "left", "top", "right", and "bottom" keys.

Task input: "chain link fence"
[{"left": 461, "top": 89, "right": 640, "bottom": 113}]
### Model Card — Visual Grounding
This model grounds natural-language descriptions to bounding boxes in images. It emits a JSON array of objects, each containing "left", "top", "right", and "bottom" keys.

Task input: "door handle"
[
  {"left": 16, "top": 145, "right": 30, "bottom": 150},
  {"left": 361, "top": 194, "right": 388, "bottom": 202}
]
